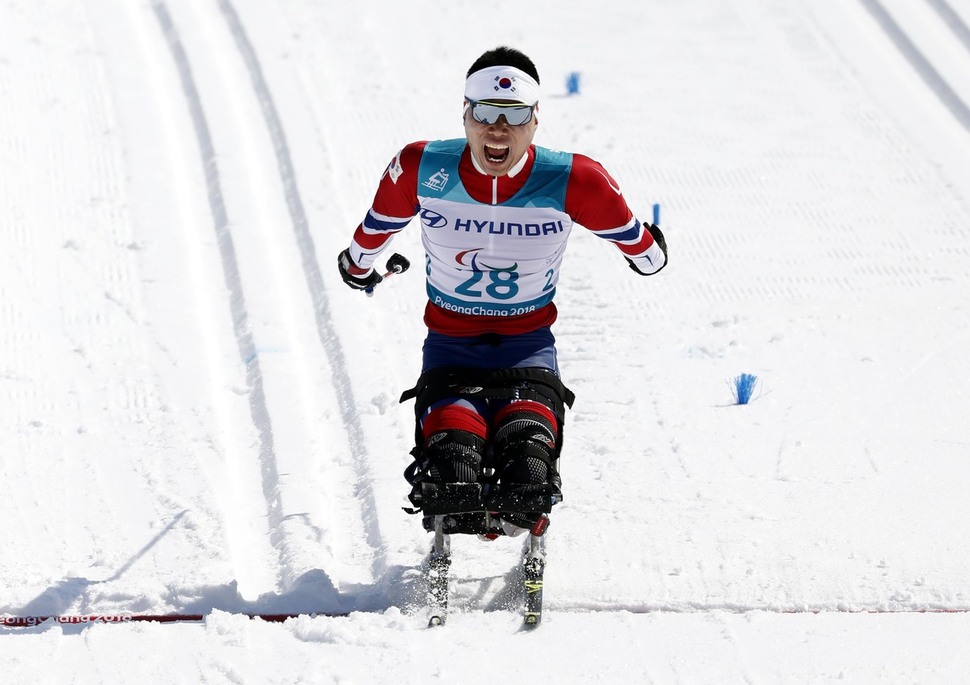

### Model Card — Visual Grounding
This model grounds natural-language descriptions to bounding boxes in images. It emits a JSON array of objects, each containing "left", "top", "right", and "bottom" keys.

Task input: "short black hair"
[{"left": 466, "top": 46, "right": 540, "bottom": 84}]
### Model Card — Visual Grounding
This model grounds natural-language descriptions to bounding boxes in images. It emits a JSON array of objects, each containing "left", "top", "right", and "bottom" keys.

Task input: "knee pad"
[
  {"left": 492, "top": 400, "right": 558, "bottom": 485},
  {"left": 421, "top": 404, "right": 487, "bottom": 483}
]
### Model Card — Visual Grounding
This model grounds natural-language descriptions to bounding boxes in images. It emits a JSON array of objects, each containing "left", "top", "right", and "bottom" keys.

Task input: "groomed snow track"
[{"left": 3, "top": 0, "right": 970, "bottom": 646}]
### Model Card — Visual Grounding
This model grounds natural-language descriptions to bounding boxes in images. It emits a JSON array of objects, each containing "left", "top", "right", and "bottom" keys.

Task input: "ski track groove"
[
  {"left": 927, "top": 0, "right": 970, "bottom": 53},
  {"left": 153, "top": 0, "right": 387, "bottom": 599},
  {"left": 214, "top": 0, "right": 387, "bottom": 579},
  {"left": 861, "top": 0, "right": 970, "bottom": 132},
  {"left": 151, "top": 0, "right": 289, "bottom": 590}
]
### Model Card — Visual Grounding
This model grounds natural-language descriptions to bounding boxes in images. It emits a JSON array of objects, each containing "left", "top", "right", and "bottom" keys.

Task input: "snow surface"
[{"left": 3, "top": 0, "right": 970, "bottom": 682}]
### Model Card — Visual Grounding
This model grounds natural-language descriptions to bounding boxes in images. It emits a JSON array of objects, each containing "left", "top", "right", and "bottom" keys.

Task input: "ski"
[
  {"left": 522, "top": 515, "right": 548, "bottom": 627},
  {"left": 426, "top": 515, "right": 451, "bottom": 627},
  {"left": 422, "top": 512, "right": 551, "bottom": 628}
]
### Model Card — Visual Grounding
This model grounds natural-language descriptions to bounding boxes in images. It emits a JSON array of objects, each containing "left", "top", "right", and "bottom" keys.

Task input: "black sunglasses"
[{"left": 465, "top": 99, "right": 535, "bottom": 126}]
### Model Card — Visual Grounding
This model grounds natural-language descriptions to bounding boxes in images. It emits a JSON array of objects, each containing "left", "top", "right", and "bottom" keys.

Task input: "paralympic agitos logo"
[{"left": 455, "top": 248, "right": 517, "bottom": 273}]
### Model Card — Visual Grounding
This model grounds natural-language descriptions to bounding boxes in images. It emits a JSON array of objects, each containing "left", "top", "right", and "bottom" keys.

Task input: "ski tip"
[
  {"left": 523, "top": 612, "right": 541, "bottom": 628},
  {"left": 428, "top": 615, "right": 445, "bottom": 628}
]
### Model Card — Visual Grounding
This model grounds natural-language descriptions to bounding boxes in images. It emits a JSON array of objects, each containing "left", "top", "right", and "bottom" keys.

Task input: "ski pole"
[{"left": 365, "top": 253, "right": 411, "bottom": 296}]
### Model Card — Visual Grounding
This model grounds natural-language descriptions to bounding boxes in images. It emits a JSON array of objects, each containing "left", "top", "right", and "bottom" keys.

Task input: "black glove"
[
  {"left": 626, "top": 223, "right": 667, "bottom": 275},
  {"left": 338, "top": 249, "right": 383, "bottom": 290},
  {"left": 646, "top": 223, "right": 667, "bottom": 258}
]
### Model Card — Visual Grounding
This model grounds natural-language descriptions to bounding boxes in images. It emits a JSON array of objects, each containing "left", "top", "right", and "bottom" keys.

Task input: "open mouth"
[{"left": 484, "top": 143, "right": 509, "bottom": 164}]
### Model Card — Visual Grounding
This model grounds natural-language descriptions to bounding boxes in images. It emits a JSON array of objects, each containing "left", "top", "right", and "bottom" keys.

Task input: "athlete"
[{"left": 337, "top": 46, "right": 667, "bottom": 536}]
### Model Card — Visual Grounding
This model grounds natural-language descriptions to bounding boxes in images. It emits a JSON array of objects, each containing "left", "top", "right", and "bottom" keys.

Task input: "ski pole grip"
[
  {"left": 365, "top": 253, "right": 410, "bottom": 296},
  {"left": 386, "top": 253, "right": 411, "bottom": 275}
]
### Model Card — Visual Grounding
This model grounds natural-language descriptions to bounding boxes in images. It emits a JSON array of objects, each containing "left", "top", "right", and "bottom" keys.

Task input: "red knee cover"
[
  {"left": 422, "top": 404, "right": 488, "bottom": 442},
  {"left": 493, "top": 400, "right": 558, "bottom": 433}
]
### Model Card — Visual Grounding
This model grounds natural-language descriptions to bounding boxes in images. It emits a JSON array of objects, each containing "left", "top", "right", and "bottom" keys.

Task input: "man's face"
[{"left": 463, "top": 101, "right": 538, "bottom": 177}]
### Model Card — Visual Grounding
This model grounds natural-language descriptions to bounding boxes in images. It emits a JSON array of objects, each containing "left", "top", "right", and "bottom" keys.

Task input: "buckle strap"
[{"left": 400, "top": 366, "right": 575, "bottom": 411}]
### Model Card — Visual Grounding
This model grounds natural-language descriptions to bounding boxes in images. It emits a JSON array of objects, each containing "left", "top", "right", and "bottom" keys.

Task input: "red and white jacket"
[{"left": 347, "top": 140, "right": 664, "bottom": 337}]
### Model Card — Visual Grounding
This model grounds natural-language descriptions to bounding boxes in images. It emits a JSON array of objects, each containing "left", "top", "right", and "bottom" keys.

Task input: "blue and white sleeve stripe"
[
  {"left": 593, "top": 217, "right": 642, "bottom": 245},
  {"left": 362, "top": 209, "right": 412, "bottom": 234}
]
